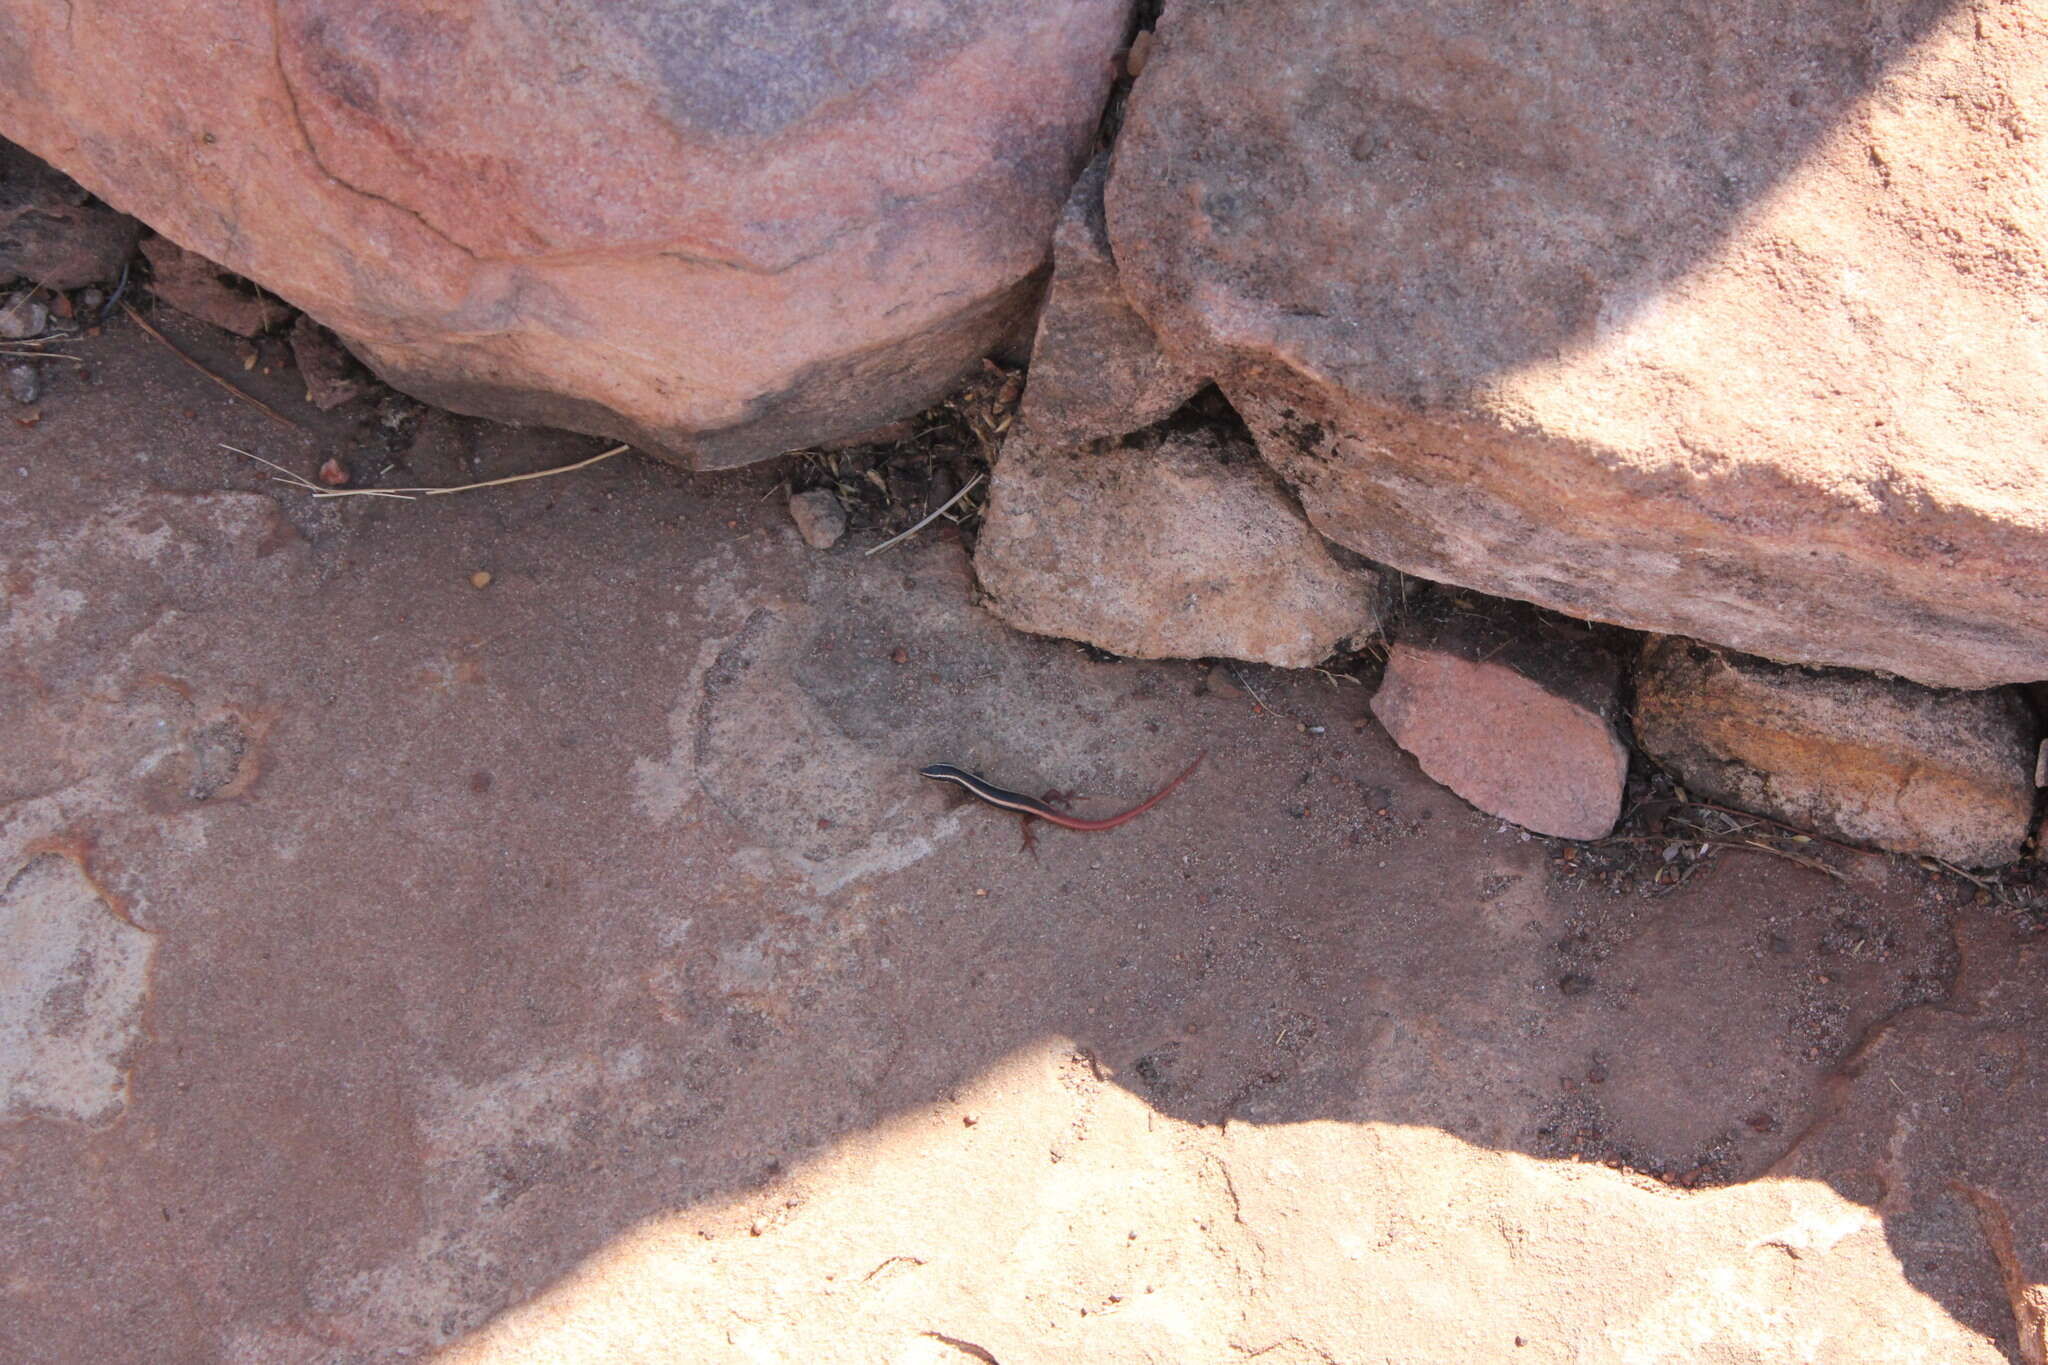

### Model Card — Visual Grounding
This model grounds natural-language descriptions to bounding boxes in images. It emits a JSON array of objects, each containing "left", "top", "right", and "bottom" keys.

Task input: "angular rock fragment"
[
  {"left": 1634, "top": 637, "right": 2038, "bottom": 867},
  {"left": 975, "top": 427, "right": 1384, "bottom": 667},
  {"left": 0, "top": 138, "right": 139, "bottom": 290},
  {"left": 1106, "top": 0, "right": 2048, "bottom": 688},
  {"left": 1015, "top": 153, "right": 1203, "bottom": 447},
  {"left": 138, "top": 236, "right": 293, "bottom": 337},
  {"left": 288, "top": 315, "right": 374, "bottom": 410},
  {"left": 1369, "top": 600, "right": 1629, "bottom": 840}
]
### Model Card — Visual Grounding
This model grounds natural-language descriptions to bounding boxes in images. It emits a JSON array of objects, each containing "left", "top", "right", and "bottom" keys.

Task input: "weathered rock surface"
[
  {"left": 0, "top": 1, "right": 1128, "bottom": 466},
  {"left": 976, "top": 427, "right": 1384, "bottom": 666},
  {"left": 1634, "top": 637, "right": 2038, "bottom": 867},
  {"left": 1773, "top": 915, "right": 2048, "bottom": 1365},
  {"left": 1371, "top": 603, "right": 1629, "bottom": 840},
  {"left": 1015, "top": 153, "right": 1203, "bottom": 447},
  {"left": 7, "top": 319, "right": 2044, "bottom": 1363},
  {"left": 0, "top": 137, "right": 138, "bottom": 290},
  {"left": 1106, "top": 0, "right": 2048, "bottom": 689},
  {"left": 1, "top": 855, "right": 155, "bottom": 1127}
]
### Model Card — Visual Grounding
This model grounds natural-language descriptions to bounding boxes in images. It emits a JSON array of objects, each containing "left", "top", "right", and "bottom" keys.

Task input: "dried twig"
[
  {"left": 396, "top": 442, "right": 628, "bottom": 497},
  {"left": 222, "top": 444, "right": 416, "bottom": 501},
  {"left": 1676, "top": 798, "right": 1876, "bottom": 858},
  {"left": 131, "top": 305, "right": 287, "bottom": 411},
  {"left": 864, "top": 471, "right": 984, "bottom": 557},
  {"left": 123, "top": 302, "right": 303, "bottom": 429},
  {"left": 222, "top": 442, "right": 628, "bottom": 501},
  {"left": 1736, "top": 838, "right": 1846, "bottom": 881}
]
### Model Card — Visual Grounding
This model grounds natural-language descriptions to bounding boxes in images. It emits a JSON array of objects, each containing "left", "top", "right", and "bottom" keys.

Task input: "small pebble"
[
  {"left": 470, "top": 571, "right": 492, "bottom": 589},
  {"left": 5, "top": 363, "right": 40, "bottom": 405},
  {"left": 0, "top": 293, "right": 48, "bottom": 340},
  {"left": 1204, "top": 665, "right": 1245, "bottom": 698},
  {"left": 787, "top": 488, "right": 848, "bottom": 549}
]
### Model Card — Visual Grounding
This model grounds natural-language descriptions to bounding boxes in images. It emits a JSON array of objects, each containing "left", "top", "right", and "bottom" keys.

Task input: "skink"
[{"left": 919, "top": 752, "right": 1205, "bottom": 833}]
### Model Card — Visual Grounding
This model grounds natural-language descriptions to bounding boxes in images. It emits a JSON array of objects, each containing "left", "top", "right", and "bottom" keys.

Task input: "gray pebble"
[
  {"left": 5, "top": 363, "right": 40, "bottom": 405},
  {"left": 788, "top": 489, "right": 849, "bottom": 549},
  {"left": 0, "top": 293, "right": 48, "bottom": 341}
]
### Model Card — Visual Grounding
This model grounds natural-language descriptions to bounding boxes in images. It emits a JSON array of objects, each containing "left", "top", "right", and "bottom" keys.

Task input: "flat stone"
[
  {"left": 0, "top": 137, "right": 138, "bottom": 290},
  {"left": 787, "top": 489, "right": 848, "bottom": 550},
  {"left": 1106, "top": 0, "right": 2048, "bottom": 688},
  {"left": 1014, "top": 152, "right": 1203, "bottom": 447},
  {"left": 1634, "top": 637, "right": 2039, "bottom": 867},
  {"left": 5, "top": 361, "right": 38, "bottom": 405},
  {"left": 0, "top": 2, "right": 1127, "bottom": 467},
  {"left": 138, "top": 236, "right": 293, "bottom": 337},
  {"left": 975, "top": 426, "right": 1385, "bottom": 667},
  {"left": 1369, "top": 601, "right": 1629, "bottom": 840}
]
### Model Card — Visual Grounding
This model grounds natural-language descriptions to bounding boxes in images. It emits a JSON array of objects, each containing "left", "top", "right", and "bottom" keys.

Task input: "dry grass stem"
[
  {"left": 222, "top": 442, "right": 629, "bottom": 501},
  {"left": 864, "top": 471, "right": 984, "bottom": 557},
  {"left": 123, "top": 302, "right": 303, "bottom": 430}
]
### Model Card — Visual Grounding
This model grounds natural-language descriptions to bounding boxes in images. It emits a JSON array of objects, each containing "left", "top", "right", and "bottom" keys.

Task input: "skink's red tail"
[{"left": 1039, "top": 751, "right": 1206, "bottom": 832}]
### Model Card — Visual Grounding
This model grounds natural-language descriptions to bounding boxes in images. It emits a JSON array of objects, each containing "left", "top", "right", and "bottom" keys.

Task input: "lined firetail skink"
[{"left": 918, "top": 752, "right": 1205, "bottom": 833}]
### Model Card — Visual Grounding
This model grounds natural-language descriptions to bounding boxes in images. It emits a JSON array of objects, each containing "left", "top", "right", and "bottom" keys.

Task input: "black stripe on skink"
[
  {"left": 918, "top": 764, "right": 1063, "bottom": 819},
  {"left": 919, "top": 753, "right": 1204, "bottom": 832}
]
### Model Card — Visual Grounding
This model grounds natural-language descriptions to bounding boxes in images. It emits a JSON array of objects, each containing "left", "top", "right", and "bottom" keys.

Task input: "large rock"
[
  {"left": 1634, "top": 637, "right": 2039, "bottom": 868},
  {"left": 1106, "top": 0, "right": 2048, "bottom": 689},
  {"left": 975, "top": 427, "right": 1385, "bottom": 666},
  {"left": 0, "top": 2, "right": 1128, "bottom": 467}
]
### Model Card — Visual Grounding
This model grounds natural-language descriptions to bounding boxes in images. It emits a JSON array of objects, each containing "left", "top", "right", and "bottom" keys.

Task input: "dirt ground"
[{"left": 5, "top": 315, "right": 2046, "bottom": 1363}]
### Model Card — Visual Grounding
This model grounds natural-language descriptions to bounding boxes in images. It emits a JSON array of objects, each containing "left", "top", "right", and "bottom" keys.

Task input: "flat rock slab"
[
  {"left": 1106, "top": 0, "right": 2048, "bottom": 688},
  {"left": 1634, "top": 637, "right": 2039, "bottom": 867},
  {"left": 0, "top": 1, "right": 1127, "bottom": 466},
  {"left": 976, "top": 426, "right": 1385, "bottom": 666},
  {"left": 0, "top": 854, "right": 155, "bottom": 1126},
  {"left": 1370, "top": 604, "right": 1629, "bottom": 839},
  {"left": 4, "top": 319, "right": 2044, "bottom": 1363}
]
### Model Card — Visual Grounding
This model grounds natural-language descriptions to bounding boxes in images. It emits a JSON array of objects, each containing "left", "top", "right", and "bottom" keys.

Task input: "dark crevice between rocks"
[
  {"left": 781, "top": 360, "right": 1022, "bottom": 556},
  {"left": 1092, "top": 0, "right": 1169, "bottom": 155}
]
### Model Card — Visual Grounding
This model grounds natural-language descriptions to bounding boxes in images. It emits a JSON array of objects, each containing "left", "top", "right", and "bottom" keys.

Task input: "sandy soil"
[{"left": 3, "top": 314, "right": 2043, "bottom": 1363}]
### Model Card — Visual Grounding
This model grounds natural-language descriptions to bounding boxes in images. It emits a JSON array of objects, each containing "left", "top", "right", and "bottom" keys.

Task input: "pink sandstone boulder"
[
  {"left": 1104, "top": 0, "right": 2048, "bottom": 689},
  {"left": 0, "top": 1, "right": 1129, "bottom": 467}
]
